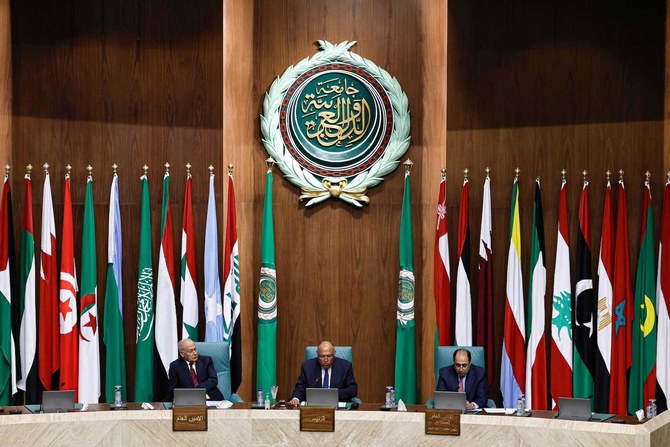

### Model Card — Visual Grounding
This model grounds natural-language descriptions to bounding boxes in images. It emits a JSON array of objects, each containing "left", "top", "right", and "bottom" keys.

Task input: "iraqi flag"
[
  {"left": 656, "top": 175, "right": 670, "bottom": 413},
  {"left": 455, "top": 176, "right": 471, "bottom": 346},
  {"left": 223, "top": 167, "right": 241, "bottom": 393}
]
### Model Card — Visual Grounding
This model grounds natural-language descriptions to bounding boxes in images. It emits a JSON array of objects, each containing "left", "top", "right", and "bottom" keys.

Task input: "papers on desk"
[
  {"left": 484, "top": 408, "right": 517, "bottom": 415},
  {"left": 206, "top": 400, "right": 234, "bottom": 409}
]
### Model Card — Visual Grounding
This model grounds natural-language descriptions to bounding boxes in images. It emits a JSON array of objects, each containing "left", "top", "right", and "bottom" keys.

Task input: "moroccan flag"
[
  {"left": 610, "top": 176, "right": 633, "bottom": 415},
  {"left": 104, "top": 171, "right": 126, "bottom": 402},
  {"left": 59, "top": 173, "right": 78, "bottom": 398},
  {"left": 574, "top": 178, "right": 596, "bottom": 403},
  {"left": 434, "top": 170, "right": 451, "bottom": 365},
  {"left": 204, "top": 170, "right": 223, "bottom": 342},
  {"left": 78, "top": 173, "right": 100, "bottom": 404},
  {"left": 595, "top": 176, "right": 614, "bottom": 413},
  {"left": 223, "top": 168, "right": 241, "bottom": 393},
  {"left": 135, "top": 172, "right": 155, "bottom": 402},
  {"left": 155, "top": 168, "right": 178, "bottom": 400},
  {"left": 395, "top": 165, "right": 417, "bottom": 404},
  {"left": 477, "top": 172, "right": 495, "bottom": 385},
  {"left": 18, "top": 169, "right": 38, "bottom": 403},
  {"left": 39, "top": 168, "right": 59, "bottom": 391},
  {"left": 0, "top": 174, "right": 16, "bottom": 405},
  {"left": 256, "top": 163, "right": 277, "bottom": 395},
  {"left": 180, "top": 171, "right": 198, "bottom": 341},
  {"left": 656, "top": 176, "right": 670, "bottom": 413},
  {"left": 526, "top": 179, "right": 547, "bottom": 410},
  {"left": 501, "top": 174, "right": 525, "bottom": 408},
  {"left": 629, "top": 176, "right": 656, "bottom": 414},
  {"left": 455, "top": 176, "right": 472, "bottom": 346}
]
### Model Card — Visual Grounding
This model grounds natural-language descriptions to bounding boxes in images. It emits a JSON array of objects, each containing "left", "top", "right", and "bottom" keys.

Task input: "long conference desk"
[{"left": 0, "top": 402, "right": 668, "bottom": 446}]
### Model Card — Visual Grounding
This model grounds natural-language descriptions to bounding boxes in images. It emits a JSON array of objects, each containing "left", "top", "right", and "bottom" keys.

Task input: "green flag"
[
  {"left": 394, "top": 167, "right": 417, "bottom": 404},
  {"left": 135, "top": 173, "right": 154, "bottom": 402},
  {"left": 256, "top": 165, "right": 276, "bottom": 396}
]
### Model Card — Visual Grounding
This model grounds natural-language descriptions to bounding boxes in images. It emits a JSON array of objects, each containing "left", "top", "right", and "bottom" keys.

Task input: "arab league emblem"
[{"left": 260, "top": 40, "right": 411, "bottom": 207}]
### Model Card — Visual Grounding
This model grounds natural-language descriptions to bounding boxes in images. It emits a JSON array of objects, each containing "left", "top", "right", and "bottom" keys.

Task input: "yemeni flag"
[
  {"left": 629, "top": 177, "right": 657, "bottom": 414},
  {"left": 78, "top": 173, "right": 100, "bottom": 404},
  {"left": 256, "top": 163, "right": 277, "bottom": 395},
  {"left": 39, "top": 168, "right": 59, "bottom": 391},
  {"left": 180, "top": 171, "right": 198, "bottom": 341},
  {"left": 104, "top": 171, "right": 126, "bottom": 402},
  {"left": 455, "top": 176, "right": 472, "bottom": 346},
  {"left": 18, "top": 169, "right": 38, "bottom": 403},
  {"left": 594, "top": 177, "right": 614, "bottom": 413},
  {"left": 134, "top": 172, "right": 155, "bottom": 402},
  {"left": 526, "top": 179, "right": 547, "bottom": 410},
  {"left": 204, "top": 170, "right": 223, "bottom": 342},
  {"left": 477, "top": 173, "right": 495, "bottom": 385},
  {"left": 574, "top": 178, "right": 596, "bottom": 404},
  {"left": 0, "top": 174, "right": 16, "bottom": 405},
  {"left": 610, "top": 176, "right": 633, "bottom": 415},
  {"left": 223, "top": 168, "right": 241, "bottom": 393},
  {"left": 434, "top": 170, "right": 451, "bottom": 372},
  {"left": 656, "top": 176, "right": 670, "bottom": 413},
  {"left": 59, "top": 173, "right": 78, "bottom": 398},
  {"left": 501, "top": 174, "right": 525, "bottom": 408},
  {"left": 155, "top": 168, "right": 178, "bottom": 400},
  {"left": 395, "top": 165, "right": 417, "bottom": 404}
]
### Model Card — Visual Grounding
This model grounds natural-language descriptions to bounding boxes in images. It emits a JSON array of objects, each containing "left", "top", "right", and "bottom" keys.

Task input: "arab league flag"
[
  {"left": 135, "top": 172, "right": 155, "bottom": 402},
  {"left": 180, "top": 171, "right": 198, "bottom": 341},
  {"left": 477, "top": 172, "right": 495, "bottom": 386},
  {"left": 78, "top": 173, "right": 100, "bottom": 404},
  {"left": 0, "top": 174, "right": 16, "bottom": 405},
  {"left": 104, "top": 171, "right": 126, "bottom": 402},
  {"left": 656, "top": 175, "right": 670, "bottom": 413},
  {"left": 204, "top": 170, "right": 224, "bottom": 342},
  {"left": 256, "top": 163, "right": 277, "bottom": 395},
  {"left": 434, "top": 170, "right": 451, "bottom": 375},
  {"left": 395, "top": 165, "right": 417, "bottom": 404},
  {"left": 629, "top": 176, "right": 656, "bottom": 414},
  {"left": 455, "top": 176, "right": 472, "bottom": 346}
]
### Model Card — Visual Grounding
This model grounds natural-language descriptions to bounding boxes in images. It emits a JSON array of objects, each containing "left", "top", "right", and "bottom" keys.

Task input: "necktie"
[
  {"left": 190, "top": 362, "right": 199, "bottom": 387},
  {"left": 323, "top": 369, "right": 330, "bottom": 389},
  {"left": 458, "top": 377, "right": 464, "bottom": 392}
]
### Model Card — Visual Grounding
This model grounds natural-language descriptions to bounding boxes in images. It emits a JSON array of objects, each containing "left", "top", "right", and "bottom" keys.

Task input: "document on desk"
[{"left": 484, "top": 408, "right": 517, "bottom": 415}]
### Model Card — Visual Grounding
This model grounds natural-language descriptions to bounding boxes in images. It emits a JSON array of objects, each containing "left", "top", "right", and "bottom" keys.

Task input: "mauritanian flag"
[
  {"left": 204, "top": 170, "right": 223, "bottom": 343},
  {"left": 0, "top": 174, "right": 16, "bottom": 405},
  {"left": 180, "top": 170, "right": 198, "bottom": 341},
  {"left": 135, "top": 172, "right": 155, "bottom": 402},
  {"left": 656, "top": 175, "right": 670, "bottom": 413},
  {"left": 104, "top": 171, "right": 126, "bottom": 402},
  {"left": 594, "top": 176, "right": 614, "bottom": 413},
  {"left": 501, "top": 174, "right": 525, "bottom": 408},
  {"left": 629, "top": 176, "right": 656, "bottom": 414},
  {"left": 526, "top": 179, "right": 547, "bottom": 410},
  {"left": 256, "top": 163, "right": 277, "bottom": 395},
  {"left": 550, "top": 176, "right": 572, "bottom": 409},
  {"left": 78, "top": 173, "right": 100, "bottom": 404},
  {"left": 455, "top": 176, "right": 472, "bottom": 346},
  {"left": 574, "top": 178, "right": 596, "bottom": 403},
  {"left": 395, "top": 164, "right": 417, "bottom": 404},
  {"left": 18, "top": 169, "right": 38, "bottom": 403},
  {"left": 434, "top": 170, "right": 451, "bottom": 372},
  {"left": 477, "top": 172, "right": 495, "bottom": 385},
  {"left": 39, "top": 168, "right": 59, "bottom": 391},
  {"left": 610, "top": 176, "right": 633, "bottom": 415},
  {"left": 223, "top": 167, "right": 241, "bottom": 393},
  {"left": 59, "top": 173, "right": 78, "bottom": 398}
]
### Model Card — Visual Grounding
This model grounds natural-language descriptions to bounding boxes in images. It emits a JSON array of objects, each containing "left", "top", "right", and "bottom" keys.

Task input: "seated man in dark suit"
[
  {"left": 288, "top": 341, "right": 358, "bottom": 406},
  {"left": 436, "top": 348, "right": 489, "bottom": 409},
  {"left": 168, "top": 338, "right": 224, "bottom": 401}
]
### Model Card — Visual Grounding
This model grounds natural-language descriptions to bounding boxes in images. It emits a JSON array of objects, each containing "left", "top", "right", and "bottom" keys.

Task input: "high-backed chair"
[
  {"left": 304, "top": 345, "right": 361, "bottom": 404},
  {"left": 194, "top": 341, "right": 242, "bottom": 402}
]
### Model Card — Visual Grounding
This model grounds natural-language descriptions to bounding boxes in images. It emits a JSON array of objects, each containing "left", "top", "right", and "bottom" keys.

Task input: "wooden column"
[{"left": 0, "top": 0, "right": 10, "bottom": 168}]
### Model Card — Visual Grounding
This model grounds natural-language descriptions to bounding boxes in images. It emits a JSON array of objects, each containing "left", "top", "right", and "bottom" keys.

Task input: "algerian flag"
[{"left": 180, "top": 171, "right": 198, "bottom": 340}]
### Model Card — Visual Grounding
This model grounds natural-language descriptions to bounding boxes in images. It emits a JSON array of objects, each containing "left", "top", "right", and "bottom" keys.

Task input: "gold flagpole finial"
[
  {"left": 228, "top": 163, "right": 234, "bottom": 175},
  {"left": 666, "top": 171, "right": 670, "bottom": 181},
  {"left": 164, "top": 162, "right": 170, "bottom": 173},
  {"left": 185, "top": 162, "right": 191, "bottom": 176},
  {"left": 441, "top": 168, "right": 446, "bottom": 181},
  {"left": 514, "top": 167, "right": 520, "bottom": 179},
  {"left": 561, "top": 169, "right": 567, "bottom": 180},
  {"left": 4, "top": 164, "right": 9, "bottom": 176},
  {"left": 209, "top": 165, "right": 214, "bottom": 176},
  {"left": 619, "top": 169, "right": 624, "bottom": 181},
  {"left": 606, "top": 170, "right": 611, "bottom": 181},
  {"left": 26, "top": 164, "right": 33, "bottom": 175},
  {"left": 112, "top": 163, "right": 118, "bottom": 174},
  {"left": 87, "top": 165, "right": 93, "bottom": 176},
  {"left": 582, "top": 170, "right": 588, "bottom": 182},
  {"left": 266, "top": 157, "right": 275, "bottom": 170},
  {"left": 463, "top": 168, "right": 469, "bottom": 180},
  {"left": 485, "top": 166, "right": 491, "bottom": 177},
  {"left": 143, "top": 165, "right": 149, "bottom": 175},
  {"left": 403, "top": 159, "right": 413, "bottom": 173},
  {"left": 66, "top": 164, "right": 72, "bottom": 178}
]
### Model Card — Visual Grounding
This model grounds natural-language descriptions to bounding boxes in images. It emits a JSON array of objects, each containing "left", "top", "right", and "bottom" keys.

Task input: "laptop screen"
[
  {"left": 173, "top": 388, "right": 207, "bottom": 406},
  {"left": 42, "top": 390, "right": 75, "bottom": 413},
  {"left": 305, "top": 388, "right": 338, "bottom": 407},
  {"left": 433, "top": 391, "right": 466, "bottom": 412},
  {"left": 557, "top": 397, "right": 592, "bottom": 421}
]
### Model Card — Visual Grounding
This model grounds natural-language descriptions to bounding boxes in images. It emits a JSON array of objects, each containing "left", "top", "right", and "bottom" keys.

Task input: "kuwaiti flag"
[
  {"left": 223, "top": 167, "right": 241, "bottom": 393},
  {"left": 434, "top": 170, "right": 451, "bottom": 365},
  {"left": 594, "top": 176, "right": 614, "bottom": 413},
  {"left": 78, "top": 172, "right": 100, "bottom": 404},
  {"left": 455, "top": 176, "right": 472, "bottom": 346},
  {"left": 59, "top": 173, "right": 79, "bottom": 398},
  {"left": 477, "top": 173, "right": 495, "bottom": 384},
  {"left": 526, "top": 179, "right": 547, "bottom": 410},
  {"left": 501, "top": 174, "right": 525, "bottom": 408},
  {"left": 180, "top": 170, "right": 198, "bottom": 340},
  {"left": 656, "top": 175, "right": 670, "bottom": 413},
  {"left": 0, "top": 173, "right": 16, "bottom": 405},
  {"left": 204, "top": 170, "right": 223, "bottom": 342},
  {"left": 550, "top": 176, "right": 572, "bottom": 409}
]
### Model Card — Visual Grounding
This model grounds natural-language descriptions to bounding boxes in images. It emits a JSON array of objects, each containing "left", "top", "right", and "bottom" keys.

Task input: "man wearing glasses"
[
  {"left": 289, "top": 340, "right": 358, "bottom": 406},
  {"left": 436, "top": 348, "right": 490, "bottom": 410}
]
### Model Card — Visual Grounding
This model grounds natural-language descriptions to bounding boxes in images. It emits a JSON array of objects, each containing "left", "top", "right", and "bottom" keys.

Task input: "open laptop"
[
  {"left": 305, "top": 388, "right": 338, "bottom": 407},
  {"left": 433, "top": 391, "right": 467, "bottom": 413},
  {"left": 173, "top": 388, "right": 207, "bottom": 406},
  {"left": 556, "top": 397, "right": 595, "bottom": 421},
  {"left": 42, "top": 390, "right": 75, "bottom": 413}
]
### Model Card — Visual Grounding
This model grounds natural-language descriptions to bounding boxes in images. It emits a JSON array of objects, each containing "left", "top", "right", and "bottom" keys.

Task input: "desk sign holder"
[
  {"left": 172, "top": 406, "right": 208, "bottom": 431},
  {"left": 300, "top": 406, "right": 335, "bottom": 432},
  {"left": 425, "top": 409, "right": 461, "bottom": 436}
]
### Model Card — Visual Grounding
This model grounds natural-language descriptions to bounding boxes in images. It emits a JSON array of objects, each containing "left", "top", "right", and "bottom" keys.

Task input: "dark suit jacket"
[
  {"left": 436, "top": 364, "right": 489, "bottom": 408},
  {"left": 167, "top": 355, "right": 224, "bottom": 401},
  {"left": 290, "top": 357, "right": 358, "bottom": 402}
]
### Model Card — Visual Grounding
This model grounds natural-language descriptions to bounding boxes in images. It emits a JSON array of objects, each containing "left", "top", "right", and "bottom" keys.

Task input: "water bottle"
[
  {"left": 651, "top": 399, "right": 657, "bottom": 418},
  {"left": 257, "top": 387, "right": 264, "bottom": 405},
  {"left": 264, "top": 393, "right": 271, "bottom": 410},
  {"left": 390, "top": 387, "right": 396, "bottom": 407},
  {"left": 647, "top": 400, "right": 653, "bottom": 419},
  {"left": 385, "top": 386, "right": 393, "bottom": 408},
  {"left": 516, "top": 394, "right": 525, "bottom": 416},
  {"left": 114, "top": 385, "right": 123, "bottom": 407}
]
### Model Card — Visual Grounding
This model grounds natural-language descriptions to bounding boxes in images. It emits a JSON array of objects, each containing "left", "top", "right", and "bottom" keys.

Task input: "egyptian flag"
[
  {"left": 476, "top": 172, "right": 495, "bottom": 385},
  {"left": 455, "top": 176, "right": 471, "bottom": 346},
  {"left": 656, "top": 175, "right": 670, "bottom": 413}
]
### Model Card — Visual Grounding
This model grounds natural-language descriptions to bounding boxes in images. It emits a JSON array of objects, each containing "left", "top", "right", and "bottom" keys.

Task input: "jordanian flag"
[
  {"left": 477, "top": 172, "right": 495, "bottom": 385},
  {"left": 455, "top": 176, "right": 472, "bottom": 346},
  {"left": 180, "top": 170, "right": 198, "bottom": 340},
  {"left": 656, "top": 176, "right": 670, "bottom": 413},
  {"left": 0, "top": 174, "right": 16, "bottom": 405},
  {"left": 256, "top": 163, "right": 277, "bottom": 395},
  {"left": 629, "top": 176, "right": 656, "bottom": 414},
  {"left": 135, "top": 172, "right": 155, "bottom": 402},
  {"left": 223, "top": 168, "right": 241, "bottom": 393},
  {"left": 434, "top": 170, "right": 451, "bottom": 376},
  {"left": 204, "top": 170, "right": 223, "bottom": 342}
]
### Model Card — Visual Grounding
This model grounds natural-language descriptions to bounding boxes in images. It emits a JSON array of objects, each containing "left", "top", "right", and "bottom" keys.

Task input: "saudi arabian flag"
[
  {"left": 395, "top": 165, "right": 417, "bottom": 404},
  {"left": 134, "top": 173, "right": 154, "bottom": 402},
  {"left": 256, "top": 164, "right": 277, "bottom": 395}
]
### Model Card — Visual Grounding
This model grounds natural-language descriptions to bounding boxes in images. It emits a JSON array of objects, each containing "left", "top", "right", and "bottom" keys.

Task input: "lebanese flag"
[
  {"left": 656, "top": 176, "right": 670, "bottom": 413},
  {"left": 476, "top": 173, "right": 495, "bottom": 385},
  {"left": 455, "top": 177, "right": 471, "bottom": 346},
  {"left": 434, "top": 172, "right": 451, "bottom": 348}
]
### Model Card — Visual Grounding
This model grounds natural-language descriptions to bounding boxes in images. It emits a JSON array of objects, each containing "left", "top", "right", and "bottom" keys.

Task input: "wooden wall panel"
[{"left": 0, "top": 0, "right": 10, "bottom": 168}]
